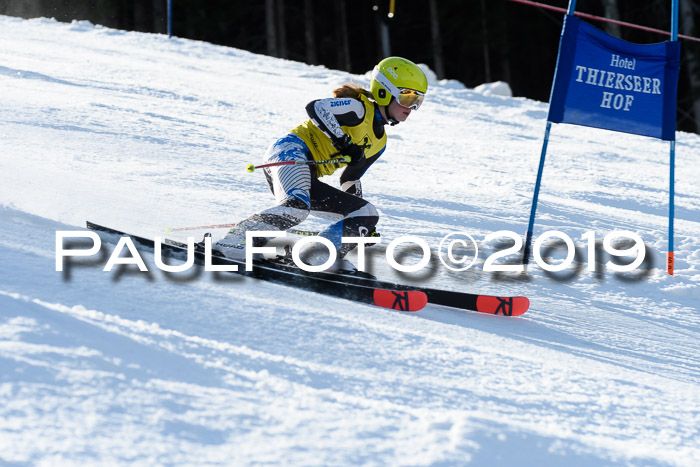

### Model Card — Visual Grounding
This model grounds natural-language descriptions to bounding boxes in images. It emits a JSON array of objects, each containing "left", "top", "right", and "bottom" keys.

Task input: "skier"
[{"left": 214, "top": 56, "right": 428, "bottom": 272}]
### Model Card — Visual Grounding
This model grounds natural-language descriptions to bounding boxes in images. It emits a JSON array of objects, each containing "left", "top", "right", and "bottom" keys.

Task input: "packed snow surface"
[{"left": 1, "top": 16, "right": 699, "bottom": 466}]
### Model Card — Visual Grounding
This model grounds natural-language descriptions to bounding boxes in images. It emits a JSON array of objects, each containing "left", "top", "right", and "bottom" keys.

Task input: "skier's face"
[{"left": 387, "top": 98, "right": 412, "bottom": 123}]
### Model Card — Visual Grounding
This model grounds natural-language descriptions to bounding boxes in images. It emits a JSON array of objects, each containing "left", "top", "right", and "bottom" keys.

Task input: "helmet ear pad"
[{"left": 370, "top": 80, "right": 392, "bottom": 106}]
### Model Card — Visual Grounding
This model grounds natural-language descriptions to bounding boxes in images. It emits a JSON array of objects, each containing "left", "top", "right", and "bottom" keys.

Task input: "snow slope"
[{"left": 1, "top": 16, "right": 699, "bottom": 466}]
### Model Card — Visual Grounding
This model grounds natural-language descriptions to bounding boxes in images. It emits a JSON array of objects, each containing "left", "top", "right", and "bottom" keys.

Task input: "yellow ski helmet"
[{"left": 370, "top": 57, "right": 428, "bottom": 109}]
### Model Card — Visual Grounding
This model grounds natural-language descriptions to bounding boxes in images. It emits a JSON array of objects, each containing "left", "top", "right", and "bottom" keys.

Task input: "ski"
[
  {"left": 242, "top": 253, "right": 529, "bottom": 316},
  {"left": 165, "top": 223, "right": 382, "bottom": 244},
  {"left": 165, "top": 222, "right": 321, "bottom": 237},
  {"left": 86, "top": 222, "right": 427, "bottom": 312},
  {"left": 87, "top": 222, "right": 529, "bottom": 316}
]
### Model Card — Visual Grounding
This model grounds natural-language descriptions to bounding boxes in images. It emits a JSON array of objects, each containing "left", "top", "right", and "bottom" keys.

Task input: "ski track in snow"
[{"left": 0, "top": 15, "right": 699, "bottom": 466}]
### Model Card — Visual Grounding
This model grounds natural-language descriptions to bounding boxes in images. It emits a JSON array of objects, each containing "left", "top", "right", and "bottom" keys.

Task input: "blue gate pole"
[
  {"left": 167, "top": 0, "right": 172, "bottom": 38},
  {"left": 671, "top": 0, "right": 678, "bottom": 39},
  {"left": 523, "top": 121, "right": 551, "bottom": 265},
  {"left": 668, "top": 140, "right": 676, "bottom": 274},
  {"left": 523, "top": 0, "right": 576, "bottom": 265},
  {"left": 668, "top": 0, "right": 678, "bottom": 275}
]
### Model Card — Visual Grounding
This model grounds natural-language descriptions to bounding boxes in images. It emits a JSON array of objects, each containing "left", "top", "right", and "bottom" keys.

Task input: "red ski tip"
[
  {"left": 476, "top": 296, "right": 530, "bottom": 316},
  {"left": 373, "top": 289, "right": 428, "bottom": 312}
]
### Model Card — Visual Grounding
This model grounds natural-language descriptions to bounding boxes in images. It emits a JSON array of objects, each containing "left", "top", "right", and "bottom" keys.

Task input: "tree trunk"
[
  {"left": 336, "top": 0, "right": 351, "bottom": 71},
  {"left": 379, "top": 20, "right": 391, "bottom": 59},
  {"left": 265, "top": 0, "right": 278, "bottom": 57},
  {"left": 428, "top": 0, "right": 444, "bottom": 79},
  {"left": 600, "top": 0, "right": 622, "bottom": 38},
  {"left": 276, "top": 0, "right": 287, "bottom": 59},
  {"left": 132, "top": 2, "right": 150, "bottom": 32},
  {"left": 479, "top": 0, "right": 491, "bottom": 83},
  {"left": 498, "top": 0, "right": 512, "bottom": 85},
  {"left": 152, "top": 0, "right": 167, "bottom": 34},
  {"left": 679, "top": 0, "right": 700, "bottom": 132},
  {"left": 373, "top": 4, "right": 391, "bottom": 60},
  {"left": 304, "top": 0, "right": 317, "bottom": 65},
  {"left": 121, "top": 2, "right": 135, "bottom": 32}
]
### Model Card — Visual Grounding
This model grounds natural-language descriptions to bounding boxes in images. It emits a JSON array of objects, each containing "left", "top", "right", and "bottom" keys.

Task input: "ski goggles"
[{"left": 396, "top": 88, "right": 425, "bottom": 110}]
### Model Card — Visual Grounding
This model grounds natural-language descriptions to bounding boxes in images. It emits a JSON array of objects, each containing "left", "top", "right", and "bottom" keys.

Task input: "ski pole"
[
  {"left": 165, "top": 223, "right": 237, "bottom": 233},
  {"left": 246, "top": 155, "right": 350, "bottom": 173}
]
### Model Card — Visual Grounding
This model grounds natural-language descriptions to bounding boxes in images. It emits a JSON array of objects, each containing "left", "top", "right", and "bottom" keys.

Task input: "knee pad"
[
  {"left": 283, "top": 188, "right": 311, "bottom": 210},
  {"left": 264, "top": 195, "right": 311, "bottom": 227},
  {"left": 250, "top": 196, "right": 310, "bottom": 232}
]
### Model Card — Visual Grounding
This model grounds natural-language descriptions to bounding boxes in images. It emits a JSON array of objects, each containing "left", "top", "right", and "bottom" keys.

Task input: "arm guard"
[{"left": 305, "top": 98, "right": 366, "bottom": 146}]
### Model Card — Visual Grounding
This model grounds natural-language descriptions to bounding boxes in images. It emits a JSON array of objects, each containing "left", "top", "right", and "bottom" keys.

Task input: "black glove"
[{"left": 335, "top": 135, "right": 365, "bottom": 166}]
